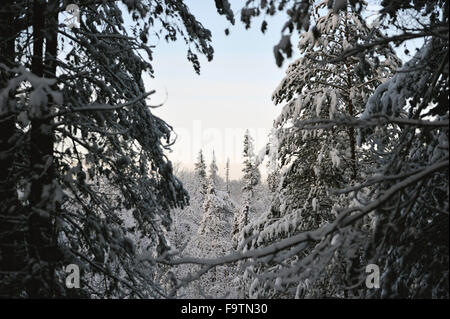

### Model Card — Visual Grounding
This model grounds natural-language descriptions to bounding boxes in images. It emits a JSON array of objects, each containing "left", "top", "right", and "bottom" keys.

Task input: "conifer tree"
[
  {"left": 194, "top": 149, "right": 208, "bottom": 198},
  {"left": 225, "top": 158, "right": 231, "bottom": 194},
  {"left": 209, "top": 150, "right": 219, "bottom": 187},
  {"left": 0, "top": 0, "right": 234, "bottom": 298},
  {"left": 240, "top": 2, "right": 400, "bottom": 298},
  {"left": 232, "top": 130, "right": 261, "bottom": 246},
  {"left": 242, "top": 130, "right": 261, "bottom": 197}
]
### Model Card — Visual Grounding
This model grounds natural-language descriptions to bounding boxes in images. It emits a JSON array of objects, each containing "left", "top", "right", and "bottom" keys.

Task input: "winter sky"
[
  {"left": 147, "top": 0, "right": 410, "bottom": 180},
  {"left": 148, "top": 0, "right": 299, "bottom": 180}
]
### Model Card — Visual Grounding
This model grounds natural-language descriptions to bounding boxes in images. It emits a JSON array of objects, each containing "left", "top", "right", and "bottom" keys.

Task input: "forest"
[{"left": 0, "top": 0, "right": 448, "bottom": 299}]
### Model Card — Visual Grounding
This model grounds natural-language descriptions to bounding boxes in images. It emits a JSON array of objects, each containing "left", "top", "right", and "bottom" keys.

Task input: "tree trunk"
[
  {"left": 27, "top": 0, "right": 58, "bottom": 297},
  {"left": 0, "top": 1, "right": 24, "bottom": 297}
]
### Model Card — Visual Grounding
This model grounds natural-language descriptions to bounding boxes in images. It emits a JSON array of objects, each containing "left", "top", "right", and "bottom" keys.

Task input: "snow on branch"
[
  {"left": 294, "top": 114, "right": 449, "bottom": 130},
  {"left": 140, "top": 155, "right": 448, "bottom": 293},
  {"left": 70, "top": 91, "right": 156, "bottom": 112}
]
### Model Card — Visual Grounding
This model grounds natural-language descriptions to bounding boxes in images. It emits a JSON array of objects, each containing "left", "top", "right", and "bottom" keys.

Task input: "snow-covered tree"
[
  {"left": 183, "top": 169, "right": 236, "bottom": 297},
  {"left": 266, "top": 128, "right": 280, "bottom": 193},
  {"left": 199, "top": 151, "right": 226, "bottom": 236},
  {"left": 168, "top": 168, "right": 202, "bottom": 251},
  {"left": 239, "top": 0, "right": 371, "bottom": 67},
  {"left": 239, "top": 2, "right": 400, "bottom": 298},
  {"left": 232, "top": 130, "right": 261, "bottom": 246},
  {"left": 0, "top": 0, "right": 234, "bottom": 298},
  {"left": 195, "top": 150, "right": 207, "bottom": 178},
  {"left": 194, "top": 149, "right": 208, "bottom": 199},
  {"left": 225, "top": 158, "right": 231, "bottom": 194},
  {"left": 208, "top": 150, "right": 219, "bottom": 187},
  {"left": 319, "top": 0, "right": 449, "bottom": 299},
  {"left": 166, "top": 164, "right": 241, "bottom": 298},
  {"left": 199, "top": 187, "right": 233, "bottom": 237},
  {"left": 356, "top": 28, "right": 449, "bottom": 299},
  {"left": 138, "top": 0, "right": 447, "bottom": 300},
  {"left": 241, "top": 130, "right": 261, "bottom": 197}
]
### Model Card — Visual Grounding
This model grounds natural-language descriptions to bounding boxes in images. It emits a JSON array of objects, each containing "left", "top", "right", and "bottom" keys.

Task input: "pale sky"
[
  {"left": 147, "top": 0, "right": 298, "bottom": 180},
  {"left": 145, "top": 1, "right": 413, "bottom": 180}
]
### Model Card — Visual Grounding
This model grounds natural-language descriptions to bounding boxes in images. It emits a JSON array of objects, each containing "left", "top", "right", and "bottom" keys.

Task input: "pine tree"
[
  {"left": 199, "top": 151, "right": 226, "bottom": 236},
  {"left": 232, "top": 130, "right": 261, "bottom": 247},
  {"left": 209, "top": 150, "right": 219, "bottom": 187},
  {"left": 240, "top": 2, "right": 400, "bottom": 298},
  {"left": 242, "top": 130, "right": 261, "bottom": 197},
  {"left": 266, "top": 127, "right": 280, "bottom": 193},
  {"left": 194, "top": 149, "right": 208, "bottom": 198},
  {"left": 359, "top": 35, "right": 449, "bottom": 298},
  {"left": 195, "top": 154, "right": 236, "bottom": 297},
  {"left": 233, "top": 0, "right": 448, "bottom": 299},
  {"left": 225, "top": 158, "right": 230, "bottom": 194},
  {"left": 0, "top": 1, "right": 26, "bottom": 296},
  {"left": 0, "top": 0, "right": 233, "bottom": 298}
]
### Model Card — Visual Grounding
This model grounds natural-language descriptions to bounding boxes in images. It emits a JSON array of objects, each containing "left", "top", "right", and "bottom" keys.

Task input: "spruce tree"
[
  {"left": 242, "top": 130, "right": 261, "bottom": 197},
  {"left": 240, "top": 2, "right": 400, "bottom": 298},
  {"left": 0, "top": 0, "right": 233, "bottom": 298},
  {"left": 194, "top": 149, "right": 208, "bottom": 198},
  {"left": 209, "top": 150, "right": 219, "bottom": 187},
  {"left": 225, "top": 158, "right": 231, "bottom": 194},
  {"left": 232, "top": 130, "right": 261, "bottom": 247}
]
